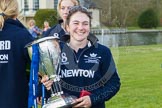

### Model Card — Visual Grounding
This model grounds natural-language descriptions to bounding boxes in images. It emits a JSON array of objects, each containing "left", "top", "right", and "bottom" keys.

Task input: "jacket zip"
[{"left": 67, "top": 43, "right": 92, "bottom": 64}]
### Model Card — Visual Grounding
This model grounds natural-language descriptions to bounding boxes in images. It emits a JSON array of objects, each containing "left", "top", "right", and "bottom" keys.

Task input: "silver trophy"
[{"left": 26, "top": 36, "right": 77, "bottom": 108}]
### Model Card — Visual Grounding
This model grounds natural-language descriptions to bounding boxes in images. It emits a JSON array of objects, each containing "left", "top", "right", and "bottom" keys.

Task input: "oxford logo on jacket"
[{"left": 0, "top": 40, "right": 11, "bottom": 63}]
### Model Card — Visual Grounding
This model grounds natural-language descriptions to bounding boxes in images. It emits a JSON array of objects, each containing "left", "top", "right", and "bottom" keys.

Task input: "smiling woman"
[
  {"left": 42, "top": 6, "right": 121, "bottom": 108},
  {"left": 66, "top": 11, "right": 90, "bottom": 51}
]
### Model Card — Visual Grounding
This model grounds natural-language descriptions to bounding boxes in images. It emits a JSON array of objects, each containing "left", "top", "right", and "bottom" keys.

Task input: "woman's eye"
[
  {"left": 67, "top": 7, "right": 72, "bottom": 10},
  {"left": 84, "top": 23, "right": 88, "bottom": 25},
  {"left": 73, "top": 23, "right": 78, "bottom": 25},
  {"left": 61, "top": 7, "right": 65, "bottom": 10}
]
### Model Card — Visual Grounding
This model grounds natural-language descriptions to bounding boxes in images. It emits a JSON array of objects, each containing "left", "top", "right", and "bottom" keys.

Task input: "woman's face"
[
  {"left": 66, "top": 12, "right": 90, "bottom": 42},
  {"left": 29, "top": 21, "right": 35, "bottom": 27},
  {"left": 59, "top": 0, "right": 75, "bottom": 22},
  {"left": 44, "top": 22, "right": 49, "bottom": 27}
]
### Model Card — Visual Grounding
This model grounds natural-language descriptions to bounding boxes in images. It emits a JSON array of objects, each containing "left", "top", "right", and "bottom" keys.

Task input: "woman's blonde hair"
[
  {"left": 28, "top": 19, "right": 36, "bottom": 27},
  {"left": 57, "top": 0, "right": 80, "bottom": 16},
  {"left": 0, "top": 0, "right": 19, "bottom": 30}
]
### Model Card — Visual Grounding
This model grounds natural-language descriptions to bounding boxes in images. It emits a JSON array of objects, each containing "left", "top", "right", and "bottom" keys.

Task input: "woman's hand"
[
  {"left": 41, "top": 75, "right": 53, "bottom": 90},
  {"left": 36, "top": 97, "right": 42, "bottom": 105},
  {"left": 73, "top": 96, "right": 91, "bottom": 108}
]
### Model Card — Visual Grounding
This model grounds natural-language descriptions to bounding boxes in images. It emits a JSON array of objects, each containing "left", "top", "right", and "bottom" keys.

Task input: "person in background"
[
  {"left": 0, "top": 0, "right": 33, "bottom": 108},
  {"left": 28, "top": 19, "right": 42, "bottom": 39},
  {"left": 42, "top": 21, "right": 51, "bottom": 37},
  {"left": 44, "top": 0, "right": 80, "bottom": 41},
  {"left": 42, "top": 6, "right": 121, "bottom": 108}
]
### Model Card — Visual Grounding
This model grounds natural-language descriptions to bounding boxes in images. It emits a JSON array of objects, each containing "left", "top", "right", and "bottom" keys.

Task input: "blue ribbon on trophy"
[{"left": 28, "top": 44, "right": 39, "bottom": 108}]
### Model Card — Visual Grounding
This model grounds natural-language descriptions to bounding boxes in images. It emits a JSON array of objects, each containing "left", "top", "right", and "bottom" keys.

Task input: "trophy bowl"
[
  {"left": 26, "top": 36, "right": 60, "bottom": 77},
  {"left": 26, "top": 36, "right": 77, "bottom": 108}
]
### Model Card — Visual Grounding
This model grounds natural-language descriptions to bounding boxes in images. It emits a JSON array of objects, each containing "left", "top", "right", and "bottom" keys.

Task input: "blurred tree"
[
  {"left": 91, "top": 0, "right": 162, "bottom": 27},
  {"left": 34, "top": 9, "right": 57, "bottom": 28},
  {"left": 138, "top": 8, "right": 159, "bottom": 28}
]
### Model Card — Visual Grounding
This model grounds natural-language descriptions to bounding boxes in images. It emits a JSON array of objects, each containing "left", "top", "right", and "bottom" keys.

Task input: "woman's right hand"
[{"left": 41, "top": 75, "right": 53, "bottom": 90}]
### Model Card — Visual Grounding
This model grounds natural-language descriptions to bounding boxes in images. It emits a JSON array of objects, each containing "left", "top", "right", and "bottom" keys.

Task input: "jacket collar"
[
  {"left": 5, "top": 18, "right": 25, "bottom": 29},
  {"left": 87, "top": 33, "right": 98, "bottom": 46}
]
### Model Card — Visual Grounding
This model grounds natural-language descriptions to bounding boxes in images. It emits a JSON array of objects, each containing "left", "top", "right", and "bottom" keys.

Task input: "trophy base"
[{"left": 42, "top": 95, "right": 77, "bottom": 108}]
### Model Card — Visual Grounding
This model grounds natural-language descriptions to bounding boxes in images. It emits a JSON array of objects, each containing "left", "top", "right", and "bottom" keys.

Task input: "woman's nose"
[
  {"left": 64, "top": 8, "right": 69, "bottom": 14},
  {"left": 78, "top": 24, "right": 84, "bottom": 30}
]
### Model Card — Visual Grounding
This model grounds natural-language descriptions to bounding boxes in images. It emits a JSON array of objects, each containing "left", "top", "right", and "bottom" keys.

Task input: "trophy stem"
[
  {"left": 50, "top": 85, "right": 56, "bottom": 97},
  {"left": 50, "top": 75, "right": 63, "bottom": 97}
]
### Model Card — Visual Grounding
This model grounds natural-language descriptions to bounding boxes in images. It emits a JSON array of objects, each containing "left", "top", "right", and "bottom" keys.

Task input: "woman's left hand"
[{"left": 72, "top": 96, "right": 91, "bottom": 108}]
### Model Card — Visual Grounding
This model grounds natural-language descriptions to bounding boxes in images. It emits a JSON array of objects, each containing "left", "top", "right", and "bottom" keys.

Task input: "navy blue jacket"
[
  {"left": 43, "top": 20, "right": 69, "bottom": 42},
  {"left": 59, "top": 34, "right": 121, "bottom": 108},
  {"left": 42, "top": 19, "right": 120, "bottom": 108},
  {"left": 0, "top": 18, "right": 33, "bottom": 108}
]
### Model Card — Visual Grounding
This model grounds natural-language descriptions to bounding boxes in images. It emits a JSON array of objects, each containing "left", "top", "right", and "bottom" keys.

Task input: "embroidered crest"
[{"left": 84, "top": 53, "right": 101, "bottom": 64}]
